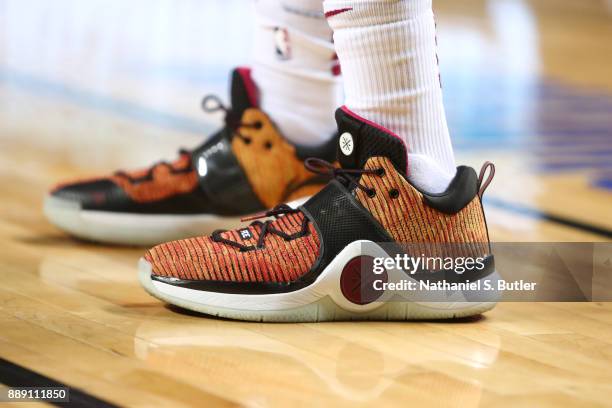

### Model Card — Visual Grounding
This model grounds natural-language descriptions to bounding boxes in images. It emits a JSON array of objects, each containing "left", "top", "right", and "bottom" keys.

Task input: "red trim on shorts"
[
  {"left": 331, "top": 53, "right": 341, "bottom": 76},
  {"left": 332, "top": 63, "right": 342, "bottom": 76},
  {"left": 324, "top": 7, "right": 352, "bottom": 18}
]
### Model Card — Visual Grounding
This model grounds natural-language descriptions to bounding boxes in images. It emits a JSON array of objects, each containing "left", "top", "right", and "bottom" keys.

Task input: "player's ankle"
[{"left": 407, "top": 153, "right": 455, "bottom": 194}]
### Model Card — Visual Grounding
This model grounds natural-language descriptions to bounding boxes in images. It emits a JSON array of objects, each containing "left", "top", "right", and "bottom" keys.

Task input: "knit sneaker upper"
[{"left": 144, "top": 107, "right": 492, "bottom": 290}]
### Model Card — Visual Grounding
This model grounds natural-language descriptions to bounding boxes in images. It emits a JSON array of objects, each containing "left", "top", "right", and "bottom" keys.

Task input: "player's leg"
[
  {"left": 325, "top": 0, "right": 455, "bottom": 193},
  {"left": 252, "top": 0, "right": 342, "bottom": 146},
  {"left": 44, "top": 0, "right": 341, "bottom": 246}
]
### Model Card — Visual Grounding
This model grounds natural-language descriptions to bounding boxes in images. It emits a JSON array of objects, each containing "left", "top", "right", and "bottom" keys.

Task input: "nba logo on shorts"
[{"left": 274, "top": 27, "right": 291, "bottom": 60}]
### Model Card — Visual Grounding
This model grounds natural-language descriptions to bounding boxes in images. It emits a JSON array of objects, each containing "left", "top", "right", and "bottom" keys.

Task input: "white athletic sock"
[
  {"left": 252, "top": 0, "right": 343, "bottom": 146},
  {"left": 323, "top": 0, "right": 456, "bottom": 193}
]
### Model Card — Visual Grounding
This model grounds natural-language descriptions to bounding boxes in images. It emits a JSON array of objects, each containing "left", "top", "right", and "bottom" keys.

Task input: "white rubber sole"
[
  {"left": 139, "top": 240, "right": 500, "bottom": 322},
  {"left": 44, "top": 195, "right": 309, "bottom": 246}
]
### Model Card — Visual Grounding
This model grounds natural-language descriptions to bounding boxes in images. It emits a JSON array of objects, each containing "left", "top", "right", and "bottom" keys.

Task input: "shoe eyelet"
[
  {"left": 376, "top": 168, "right": 386, "bottom": 177},
  {"left": 367, "top": 188, "right": 377, "bottom": 198},
  {"left": 254, "top": 121, "right": 263, "bottom": 130},
  {"left": 264, "top": 141, "right": 273, "bottom": 150},
  {"left": 389, "top": 188, "right": 399, "bottom": 199},
  {"left": 244, "top": 138, "right": 252, "bottom": 145}
]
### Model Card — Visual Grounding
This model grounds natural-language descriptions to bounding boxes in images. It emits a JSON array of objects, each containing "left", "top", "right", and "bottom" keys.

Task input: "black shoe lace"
[
  {"left": 211, "top": 204, "right": 310, "bottom": 252},
  {"left": 114, "top": 148, "right": 192, "bottom": 183},
  {"left": 114, "top": 94, "right": 262, "bottom": 184},
  {"left": 201, "top": 94, "right": 262, "bottom": 144},
  {"left": 211, "top": 158, "right": 384, "bottom": 251},
  {"left": 304, "top": 158, "right": 384, "bottom": 197}
]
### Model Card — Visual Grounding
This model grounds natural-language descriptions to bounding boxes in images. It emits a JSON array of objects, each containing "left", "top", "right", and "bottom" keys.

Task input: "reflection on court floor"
[{"left": 0, "top": 0, "right": 611, "bottom": 406}]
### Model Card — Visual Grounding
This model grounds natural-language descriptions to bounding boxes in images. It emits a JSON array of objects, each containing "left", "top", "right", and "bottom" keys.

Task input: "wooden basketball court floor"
[{"left": 0, "top": 0, "right": 611, "bottom": 406}]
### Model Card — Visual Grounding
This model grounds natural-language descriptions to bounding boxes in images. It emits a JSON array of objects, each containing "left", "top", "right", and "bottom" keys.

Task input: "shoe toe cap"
[
  {"left": 50, "top": 178, "right": 124, "bottom": 208},
  {"left": 144, "top": 226, "right": 320, "bottom": 285},
  {"left": 145, "top": 238, "right": 216, "bottom": 281}
]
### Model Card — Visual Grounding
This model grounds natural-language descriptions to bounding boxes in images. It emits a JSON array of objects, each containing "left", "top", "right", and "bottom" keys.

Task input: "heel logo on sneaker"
[
  {"left": 340, "top": 256, "right": 387, "bottom": 305},
  {"left": 339, "top": 132, "right": 354, "bottom": 156}
]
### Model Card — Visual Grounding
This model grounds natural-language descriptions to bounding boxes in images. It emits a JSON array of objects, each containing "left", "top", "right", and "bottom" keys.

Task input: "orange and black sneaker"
[
  {"left": 139, "top": 106, "right": 500, "bottom": 322},
  {"left": 44, "top": 68, "right": 336, "bottom": 245}
]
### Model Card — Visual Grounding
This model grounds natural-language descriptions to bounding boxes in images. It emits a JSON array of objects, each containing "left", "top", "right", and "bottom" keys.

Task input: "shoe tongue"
[
  {"left": 335, "top": 107, "right": 408, "bottom": 177},
  {"left": 230, "top": 67, "right": 260, "bottom": 116}
]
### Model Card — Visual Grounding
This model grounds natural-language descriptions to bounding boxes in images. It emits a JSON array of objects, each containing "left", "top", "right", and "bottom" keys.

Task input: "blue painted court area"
[
  {"left": 0, "top": 69, "right": 214, "bottom": 136},
  {"left": 2, "top": 66, "right": 611, "bottom": 190},
  {"left": 444, "top": 71, "right": 612, "bottom": 191}
]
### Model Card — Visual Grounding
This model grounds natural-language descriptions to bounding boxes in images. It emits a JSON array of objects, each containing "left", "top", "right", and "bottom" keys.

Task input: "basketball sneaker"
[
  {"left": 44, "top": 68, "right": 336, "bottom": 245},
  {"left": 139, "top": 107, "right": 500, "bottom": 321}
]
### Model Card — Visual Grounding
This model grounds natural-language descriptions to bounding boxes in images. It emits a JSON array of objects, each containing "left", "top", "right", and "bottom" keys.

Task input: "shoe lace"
[
  {"left": 114, "top": 148, "right": 192, "bottom": 183},
  {"left": 212, "top": 158, "right": 384, "bottom": 251},
  {"left": 201, "top": 94, "right": 262, "bottom": 143},
  {"left": 304, "top": 158, "right": 384, "bottom": 197},
  {"left": 211, "top": 204, "right": 310, "bottom": 251},
  {"left": 115, "top": 94, "right": 262, "bottom": 184}
]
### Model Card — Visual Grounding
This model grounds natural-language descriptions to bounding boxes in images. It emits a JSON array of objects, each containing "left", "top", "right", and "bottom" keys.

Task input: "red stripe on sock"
[
  {"left": 236, "top": 66, "right": 259, "bottom": 107},
  {"left": 324, "top": 7, "right": 352, "bottom": 18}
]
